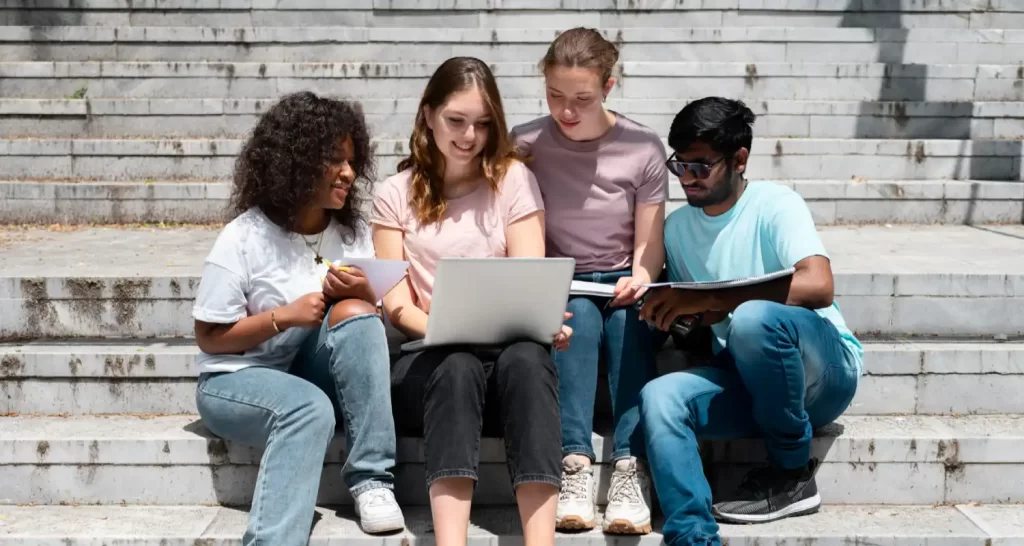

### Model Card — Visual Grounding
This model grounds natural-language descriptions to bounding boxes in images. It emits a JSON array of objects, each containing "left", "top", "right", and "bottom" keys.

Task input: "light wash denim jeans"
[
  {"left": 196, "top": 311, "right": 396, "bottom": 546},
  {"left": 638, "top": 300, "right": 860, "bottom": 546},
  {"left": 554, "top": 269, "right": 659, "bottom": 461}
]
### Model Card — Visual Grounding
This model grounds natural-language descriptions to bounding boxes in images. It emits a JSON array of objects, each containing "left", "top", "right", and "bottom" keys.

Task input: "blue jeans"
[
  {"left": 196, "top": 312, "right": 396, "bottom": 546},
  {"left": 555, "top": 269, "right": 658, "bottom": 461},
  {"left": 638, "top": 300, "right": 860, "bottom": 546}
]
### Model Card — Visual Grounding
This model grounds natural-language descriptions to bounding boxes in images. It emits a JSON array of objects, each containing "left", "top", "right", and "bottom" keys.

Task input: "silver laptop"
[{"left": 400, "top": 257, "right": 576, "bottom": 352}]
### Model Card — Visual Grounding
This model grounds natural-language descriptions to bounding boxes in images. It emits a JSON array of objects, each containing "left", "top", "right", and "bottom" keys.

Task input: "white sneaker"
[
  {"left": 603, "top": 458, "right": 653, "bottom": 534},
  {"left": 556, "top": 458, "right": 597, "bottom": 530},
  {"left": 354, "top": 488, "right": 405, "bottom": 534}
]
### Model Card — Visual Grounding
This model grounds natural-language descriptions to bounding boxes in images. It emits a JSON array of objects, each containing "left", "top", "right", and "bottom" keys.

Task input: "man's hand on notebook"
[
  {"left": 640, "top": 288, "right": 714, "bottom": 331},
  {"left": 553, "top": 312, "right": 574, "bottom": 351}
]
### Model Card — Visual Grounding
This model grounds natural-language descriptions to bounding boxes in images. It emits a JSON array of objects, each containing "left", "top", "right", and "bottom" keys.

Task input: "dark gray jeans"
[{"left": 391, "top": 340, "right": 562, "bottom": 490}]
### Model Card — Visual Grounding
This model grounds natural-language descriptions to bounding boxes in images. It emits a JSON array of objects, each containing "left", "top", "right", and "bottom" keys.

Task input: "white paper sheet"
[
  {"left": 569, "top": 280, "right": 616, "bottom": 298},
  {"left": 327, "top": 257, "right": 410, "bottom": 301}
]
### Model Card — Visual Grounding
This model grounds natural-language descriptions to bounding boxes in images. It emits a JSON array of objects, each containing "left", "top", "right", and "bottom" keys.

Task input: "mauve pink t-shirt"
[
  {"left": 370, "top": 161, "right": 544, "bottom": 313},
  {"left": 510, "top": 114, "right": 668, "bottom": 273}
]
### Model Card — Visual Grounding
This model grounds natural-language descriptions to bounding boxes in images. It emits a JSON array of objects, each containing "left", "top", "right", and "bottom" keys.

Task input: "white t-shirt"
[{"left": 192, "top": 207, "right": 375, "bottom": 374}]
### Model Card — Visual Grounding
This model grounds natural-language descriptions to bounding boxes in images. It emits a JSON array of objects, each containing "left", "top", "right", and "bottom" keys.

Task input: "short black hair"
[
  {"left": 667, "top": 97, "right": 756, "bottom": 156},
  {"left": 231, "top": 91, "right": 374, "bottom": 233}
]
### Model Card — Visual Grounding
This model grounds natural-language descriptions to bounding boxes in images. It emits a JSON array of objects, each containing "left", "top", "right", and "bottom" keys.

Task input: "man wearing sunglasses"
[{"left": 636, "top": 97, "right": 863, "bottom": 546}]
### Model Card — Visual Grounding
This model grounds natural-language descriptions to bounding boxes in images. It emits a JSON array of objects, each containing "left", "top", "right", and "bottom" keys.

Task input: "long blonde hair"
[{"left": 398, "top": 57, "right": 519, "bottom": 225}]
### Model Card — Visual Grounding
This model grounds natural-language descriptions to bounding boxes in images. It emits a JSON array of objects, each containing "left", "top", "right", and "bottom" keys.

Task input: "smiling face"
[
  {"left": 425, "top": 85, "right": 492, "bottom": 167},
  {"left": 316, "top": 135, "right": 356, "bottom": 210},
  {"left": 544, "top": 65, "right": 614, "bottom": 140}
]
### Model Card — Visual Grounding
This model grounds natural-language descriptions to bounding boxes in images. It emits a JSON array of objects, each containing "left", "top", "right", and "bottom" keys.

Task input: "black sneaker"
[{"left": 711, "top": 460, "right": 821, "bottom": 524}]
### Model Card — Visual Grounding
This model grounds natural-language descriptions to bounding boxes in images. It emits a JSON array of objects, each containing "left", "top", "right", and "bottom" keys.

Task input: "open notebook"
[
  {"left": 643, "top": 267, "right": 796, "bottom": 291},
  {"left": 569, "top": 267, "right": 796, "bottom": 298}
]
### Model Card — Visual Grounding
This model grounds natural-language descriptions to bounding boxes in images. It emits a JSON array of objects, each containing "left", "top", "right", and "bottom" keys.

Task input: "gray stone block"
[
  {"left": 947, "top": 464, "right": 1024, "bottom": 504},
  {"left": 847, "top": 375, "right": 918, "bottom": 415},
  {"left": 958, "top": 505, "right": 1024, "bottom": 545},
  {"left": 917, "top": 375, "right": 1024, "bottom": 415}
]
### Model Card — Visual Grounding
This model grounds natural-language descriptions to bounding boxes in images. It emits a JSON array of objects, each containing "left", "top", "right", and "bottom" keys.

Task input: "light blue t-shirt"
[{"left": 663, "top": 181, "right": 863, "bottom": 375}]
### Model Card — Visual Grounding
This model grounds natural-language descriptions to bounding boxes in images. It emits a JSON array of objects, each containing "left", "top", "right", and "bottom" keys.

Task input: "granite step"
[
  {"left": 4, "top": 338, "right": 1024, "bottom": 415},
  {"left": 2, "top": 26, "right": 1022, "bottom": 64},
  {"left": 2, "top": 224, "right": 1024, "bottom": 340},
  {"left": 0, "top": 504, "right": 1019, "bottom": 545},
  {"left": 3, "top": 98, "right": 1022, "bottom": 140},
  {"left": 4, "top": 179, "right": 1023, "bottom": 226},
  {"left": 2, "top": 61, "right": 1021, "bottom": 102},
  {"left": 1, "top": 137, "right": 1020, "bottom": 181},
  {"left": 1, "top": 413, "right": 1022, "bottom": 505}
]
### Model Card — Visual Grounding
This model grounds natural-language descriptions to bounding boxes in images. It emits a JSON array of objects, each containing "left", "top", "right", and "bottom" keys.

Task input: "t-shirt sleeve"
[
  {"left": 636, "top": 135, "right": 669, "bottom": 205},
  {"left": 370, "top": 177, "right": 405, "bottom": 230},
  {"left": 193, "top": 228, "right": 250, "bottom": 324},
  {"left": 508, "top": 123, "right": 532, "bottom": 157},
  {"left": 766, "top": 190, "right": 830, "bottom": 267},
  {"left": 504, "top": 161, "right": 545, "bottom": 224}
]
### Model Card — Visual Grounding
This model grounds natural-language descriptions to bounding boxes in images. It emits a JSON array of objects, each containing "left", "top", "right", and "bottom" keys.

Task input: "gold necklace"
[{"left": 301, "top": 231, "right": 325, "bottom": 265}]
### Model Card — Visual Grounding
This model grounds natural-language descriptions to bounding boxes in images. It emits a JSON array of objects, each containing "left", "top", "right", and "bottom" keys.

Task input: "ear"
[
  {"left": 603, "top": 77, "right": 616, "bottom": 100},
  {"left": 733, "top": 147, "right": 750, "bottom": 175},
  {"left": 423, "top": 106, "right": 435, "bottom": 131}
]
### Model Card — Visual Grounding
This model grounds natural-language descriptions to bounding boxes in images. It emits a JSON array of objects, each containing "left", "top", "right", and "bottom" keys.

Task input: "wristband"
[{"left": 271, "top": 310, "right": 281, "bottom": 333}]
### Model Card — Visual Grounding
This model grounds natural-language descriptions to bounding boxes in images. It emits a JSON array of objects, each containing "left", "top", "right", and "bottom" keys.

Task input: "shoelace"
[
  {"left": 607, "top": 467, "right": 643, "bottom": 504},
  {"left": 559, "top": 469, "right": 591, "bottom": 501},
  {"left": 361, "top": 488, "right": 394, "bottom": 507}
]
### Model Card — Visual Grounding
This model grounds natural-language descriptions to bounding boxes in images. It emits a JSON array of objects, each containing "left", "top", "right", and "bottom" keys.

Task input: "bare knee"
[{"left": 328, "top": 298, "right": 377, "bottom": 328}]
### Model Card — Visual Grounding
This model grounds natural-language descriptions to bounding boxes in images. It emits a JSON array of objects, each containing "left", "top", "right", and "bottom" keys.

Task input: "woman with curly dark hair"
[{"left": 191, "top": 91, "right": 405, "bottom": 545}]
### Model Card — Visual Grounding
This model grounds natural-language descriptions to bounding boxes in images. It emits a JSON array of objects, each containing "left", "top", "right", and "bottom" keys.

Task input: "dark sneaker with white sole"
[{"left": 711, "top": 460, "right": 821, "bottom": 524}]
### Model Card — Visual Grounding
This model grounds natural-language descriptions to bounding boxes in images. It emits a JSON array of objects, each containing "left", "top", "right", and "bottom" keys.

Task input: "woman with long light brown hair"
[{"left": 371, "top": 57, "right": 571, "bottom": 546}]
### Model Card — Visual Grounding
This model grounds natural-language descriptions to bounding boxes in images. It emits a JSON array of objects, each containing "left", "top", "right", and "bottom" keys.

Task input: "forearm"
[
  {"left": 704, "top": 272, "right": 831, "bottom": 313},
  {"left": 384, "top": 301, "right": 429, "bottom": 339},
  {"left": 632, "top": 202, "right": 665, "bottom": 284},
  {"left": 382, "top": 278, "right": 429, "bottom": 339},
  {"left": 632, "top": 239, "right": 664, "bottom": 284},
  {"left": 196, "top": 311, "right": 281, "bottom": 355}
]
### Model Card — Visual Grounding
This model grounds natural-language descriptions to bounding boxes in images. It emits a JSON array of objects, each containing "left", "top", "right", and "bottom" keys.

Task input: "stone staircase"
[{"left": 2, "top": 0, "right": 1024, "bottom": 543}]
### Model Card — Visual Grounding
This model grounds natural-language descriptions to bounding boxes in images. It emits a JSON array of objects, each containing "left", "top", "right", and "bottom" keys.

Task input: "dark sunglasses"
[{"left": 666, "top": 154, "right": 727, "bottom": 179}]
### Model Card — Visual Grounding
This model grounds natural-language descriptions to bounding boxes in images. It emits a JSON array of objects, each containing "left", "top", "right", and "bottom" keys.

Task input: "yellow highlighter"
[
  {"left": 319, "top": 258, "right": 353, "bottom": 285},
  {"left": 322, "top": 257, "right": 352, "bottom": 272}
]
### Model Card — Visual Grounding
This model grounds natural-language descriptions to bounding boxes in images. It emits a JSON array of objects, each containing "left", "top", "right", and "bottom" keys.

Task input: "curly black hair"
[{"left": 230, "top": 91, "right": 375, "bottom": 235}]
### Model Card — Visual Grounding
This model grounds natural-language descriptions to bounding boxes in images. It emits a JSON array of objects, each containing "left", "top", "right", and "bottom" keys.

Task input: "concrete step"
[
  {"left": 3, "top": 339, "right": 1024, "bottom": 415},
  {"left": 1, "top": 61, "right": 1021, "bottom": 102},
  {"left": 1, "top": 137, "right": 1021, "bottom": 181},
  {"left": 2, "top": 223, "right": 1024, "bottom": 338},
  {"left": 2, "top": 26, "right": 1023, "bottom": 64},
  {"left": 1, "top": 0, "right": 1022, "bottom": 13},
  {"left": 0, "top": 504, "right": 1019, "bottom": 545},
  {"left": 2, "top": 413, "right": 1022, "bottom": 505},
  {"left": 5, "top": 179, "right": 1023, "bottom": 226},
  {"left": 5, "top": 7, "right": 1024, "bottom": 30},
  {"left": 3, "top": 98, "right": 1023, "bottom": 140},
  {"left": 5, "top": 2, "right": 1024, "bottom": 30}
]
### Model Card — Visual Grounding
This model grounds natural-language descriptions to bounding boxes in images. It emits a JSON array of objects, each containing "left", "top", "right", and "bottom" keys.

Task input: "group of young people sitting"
[{"left": 190, "top": 26, "right": 865, "bottom": 546}]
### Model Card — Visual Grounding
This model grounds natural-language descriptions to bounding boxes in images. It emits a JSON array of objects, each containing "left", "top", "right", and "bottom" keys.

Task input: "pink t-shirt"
[
  {"left": 511, "top": 114, "right": 668, "bottom": 273},
  {"left": 370, "top": 160, "right": 544, "bottom": 313}
]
